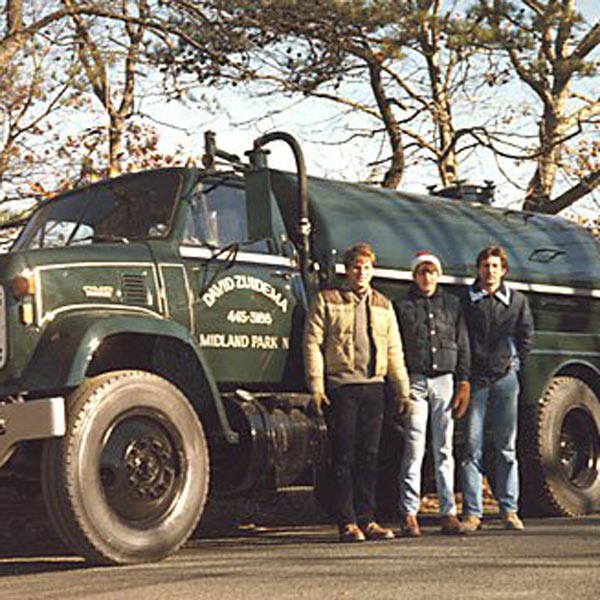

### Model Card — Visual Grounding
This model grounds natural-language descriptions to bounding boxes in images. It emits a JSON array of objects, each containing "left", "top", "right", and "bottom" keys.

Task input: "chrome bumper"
[{"left": 0, "top": 397, "right": 66, "bottom": 466}]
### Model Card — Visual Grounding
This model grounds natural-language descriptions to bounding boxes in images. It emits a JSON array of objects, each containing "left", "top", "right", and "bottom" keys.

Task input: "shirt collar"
[
  {"left": 469, "top": 280, "right": 511, "bottom": 306},
  {"left": 341, "top": 281, "right": 372, "bottom": 302}
]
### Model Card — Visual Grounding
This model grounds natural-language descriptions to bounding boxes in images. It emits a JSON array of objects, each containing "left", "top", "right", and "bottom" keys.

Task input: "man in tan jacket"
[{"left": 304, "top": 242, "right": 411, "bottom": 542}]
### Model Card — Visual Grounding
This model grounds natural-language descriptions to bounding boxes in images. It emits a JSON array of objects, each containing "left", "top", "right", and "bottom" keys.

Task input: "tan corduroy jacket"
[{"left": 303, "top": 286, "right": 410, "bottom": 400}]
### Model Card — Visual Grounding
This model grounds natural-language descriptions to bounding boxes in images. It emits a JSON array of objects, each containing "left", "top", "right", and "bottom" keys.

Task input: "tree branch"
[{"left": 538, "top": 168, "right": 600, "bottom": 214}]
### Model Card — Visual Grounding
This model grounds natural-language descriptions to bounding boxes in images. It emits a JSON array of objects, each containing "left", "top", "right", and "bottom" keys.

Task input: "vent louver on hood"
[{"left": 121, "top": 274, "right": 151, "bottom": 305}]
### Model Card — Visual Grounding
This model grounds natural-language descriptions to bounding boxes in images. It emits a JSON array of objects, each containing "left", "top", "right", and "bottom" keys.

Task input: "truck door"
[{"left": 180, "top": 179, "right": 303, "bottom": 386}]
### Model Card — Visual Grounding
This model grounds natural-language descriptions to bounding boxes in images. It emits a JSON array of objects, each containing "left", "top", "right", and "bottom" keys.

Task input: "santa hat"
[{"left": 411, "top": 250, "right": 442, "bottom": 275}]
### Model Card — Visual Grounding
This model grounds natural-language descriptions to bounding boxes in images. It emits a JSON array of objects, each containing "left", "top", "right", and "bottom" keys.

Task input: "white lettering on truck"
[
  {"left": 201, "top": 275, "right": 288, "bottom": 313},
  {"left": 199, "top": 333, "right": 289, "bottom": 351}
]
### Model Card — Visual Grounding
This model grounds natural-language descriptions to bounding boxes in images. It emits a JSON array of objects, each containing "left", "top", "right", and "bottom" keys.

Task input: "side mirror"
[
  {"left": 245, "top": 169, "right": 274, "bottom": 242},
  {"left": 319, "top": 248, "right": 338, "bottom": 288}
]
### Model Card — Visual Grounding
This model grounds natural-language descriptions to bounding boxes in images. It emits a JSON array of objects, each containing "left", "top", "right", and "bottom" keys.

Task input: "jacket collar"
[
  {"left": 469, "top": 280, "right": 511, "bottom": 306},
  {"left": 341, "top": 281, "right": 372, "bottom": 302},
  {"left": 408, "top": 282, "right": 439, "bottom": 300}
]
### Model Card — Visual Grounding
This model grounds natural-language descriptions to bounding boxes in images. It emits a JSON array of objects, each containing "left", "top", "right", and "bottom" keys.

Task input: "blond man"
[{"left": 304, "top": 242, "right": 411, "bottom": 542}]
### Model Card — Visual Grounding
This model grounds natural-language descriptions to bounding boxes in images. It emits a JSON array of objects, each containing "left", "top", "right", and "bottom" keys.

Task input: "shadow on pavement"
[{"left": 0, "top": 559, "right": 87, "bottom": 577}]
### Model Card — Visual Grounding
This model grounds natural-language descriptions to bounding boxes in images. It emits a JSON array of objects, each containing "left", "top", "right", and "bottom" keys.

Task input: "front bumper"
[{"left": 0, "top": 396, "right": 66, "bottom": 466}]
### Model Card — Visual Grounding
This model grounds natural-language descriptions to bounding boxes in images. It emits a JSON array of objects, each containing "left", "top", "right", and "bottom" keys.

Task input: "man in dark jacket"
[
  {"left": 461, "top": 245, "right": 534, "bottom": 532},
  {"left": 396, "top": 251, "right": 471, "bottom": 537}
]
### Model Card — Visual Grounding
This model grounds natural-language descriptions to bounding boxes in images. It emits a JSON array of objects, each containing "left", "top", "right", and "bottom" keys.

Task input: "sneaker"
[
  {"left": 502, "top": 511, "right": 525, "bottom": 531},
  {"left": 440, "top": 514, "right": 467, "bottom": 535},
  {"left": 361, "top": 521, "right": 395, "bottom": 541},
  {"left": 339, "top": 522, "right": 366, "bottom": 543},
  {"left": 400, "top": 514, "right": 422, "bottom": 538},
  {"left": 461, "top": 515, "right": 482, "bottom": 532}
]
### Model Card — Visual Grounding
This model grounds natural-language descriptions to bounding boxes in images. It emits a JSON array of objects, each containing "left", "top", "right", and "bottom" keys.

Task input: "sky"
[{"left": 145, "top": 0, "right": 600, "bottom": 219}]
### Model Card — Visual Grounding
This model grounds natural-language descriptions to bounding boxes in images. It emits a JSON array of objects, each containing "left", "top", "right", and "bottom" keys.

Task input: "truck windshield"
[{"left": 13, "top": 170, "right": 182, "bottom": 250}]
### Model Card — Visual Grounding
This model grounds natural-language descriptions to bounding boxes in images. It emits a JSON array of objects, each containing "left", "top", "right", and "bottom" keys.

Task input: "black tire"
[
  {"left": 520, "top": 376, "right": 600, "bottom": 516},
  {"left": 41, "top": 370, "right": 209, "bottom": 565}
]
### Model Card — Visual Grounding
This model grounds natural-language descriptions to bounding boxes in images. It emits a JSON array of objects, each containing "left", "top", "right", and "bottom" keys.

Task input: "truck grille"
[
  {"left": 121, "top": 274, "right": 152, "bottom": 306},
  {"left": 0, "top": 286, "right": 5, "bottom": 368}
]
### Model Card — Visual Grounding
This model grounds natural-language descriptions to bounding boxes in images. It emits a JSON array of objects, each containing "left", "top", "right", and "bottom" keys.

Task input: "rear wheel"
[
  {"left": 42, "top": 370, "right": 209, "bottom": 565},
  {"left": 520, "top": 376, "right": 600, "bottom": 516}
]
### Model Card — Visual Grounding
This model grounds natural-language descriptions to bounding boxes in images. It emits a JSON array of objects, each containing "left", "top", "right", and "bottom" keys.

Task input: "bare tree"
[
  {"left": 476, "top": 0, "right": 600, "bottom": 213},
  {"left": 1, "top": 0, "right": 189, "bottom": 196},
  {"left": 1, "top": 6, "right": 83, "bottom": 199},
  {"left": 65, "top": 0, "right": 149, "bottom": 176},
  {"left": 0, "top": 0, "right": 173, "bottom": 68},
  {"left": 158, "top": 0, "right": 499, "bottom": 189}
]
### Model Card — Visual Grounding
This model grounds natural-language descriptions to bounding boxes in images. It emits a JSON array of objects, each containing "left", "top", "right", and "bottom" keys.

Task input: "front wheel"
[
  {"left": 520, "top": 376, "right": 600, "bottom": 516},
  {"left": 42, "top": 370, "right": 209, "bottom": 565}
]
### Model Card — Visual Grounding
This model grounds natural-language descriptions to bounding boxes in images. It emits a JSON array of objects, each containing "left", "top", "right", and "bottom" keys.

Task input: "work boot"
[
  {"left": 361, "top": 521, "right": 395, "bottom": 541},
  {"left": 339, "top": 523, "right": 366, "bottom": 543},
  {"left": 502, "top": 511, "right": 525, "bottom": 531},
  {"left": 440, "top": 514, "right": 467, "bottom": 536},
  {"left": 399, "top": 514, "right": 422, "bottom": 538},
  {"left": 461, "top": 515, "right": 482, "bottom": 532}
]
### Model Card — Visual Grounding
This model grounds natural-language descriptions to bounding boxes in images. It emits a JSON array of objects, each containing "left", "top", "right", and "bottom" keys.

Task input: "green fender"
[
  {"left": 520, "top": 331, "right": 600, "bottom": 408},
  {"left": 21, "top": 309, "right": 238, "bottom": 443},
  {"left": 519, "top": 357, "right": 552, "bottom": 409}
]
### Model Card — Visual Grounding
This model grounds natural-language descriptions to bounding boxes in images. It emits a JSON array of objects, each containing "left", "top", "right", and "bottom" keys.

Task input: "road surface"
[{"left": 1, "top": 514, "right": 599, "bottom": 599}]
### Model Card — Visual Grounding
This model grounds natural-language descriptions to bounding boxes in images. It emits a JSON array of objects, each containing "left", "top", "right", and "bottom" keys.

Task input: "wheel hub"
[
  {"left": 99, "top": 412, "right": 184, "bottom": 523},
  {"left": 125, "top": 437, "right": 175, "bottom": 499},
  {"left": 559, "top": 407, "right": 600, "bottom": 489}
]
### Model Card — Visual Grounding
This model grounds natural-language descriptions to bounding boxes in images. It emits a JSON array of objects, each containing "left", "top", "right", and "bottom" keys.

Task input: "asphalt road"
[{"left": 1, "top": 514, "right": 599, "bottom": 600}]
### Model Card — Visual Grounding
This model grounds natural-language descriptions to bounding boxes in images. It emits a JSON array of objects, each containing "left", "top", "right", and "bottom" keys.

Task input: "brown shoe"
[
  {"left": 361, "top": 521, "right": 395, "bottom": 541},
  {"left": 461, "top": 515, "right": 482, "bottom": 532},
  {"left": 400, "top": 514, "right": 422, "bottom": 538},
  {"left": 502, "top": 511, "right": 525, "bottom": 531},
  {"left": 339, "top": 523, "right": 366, "bottom": 543},
  {"left": 440, "top": 514, "right": 467, "bottom": 535}
]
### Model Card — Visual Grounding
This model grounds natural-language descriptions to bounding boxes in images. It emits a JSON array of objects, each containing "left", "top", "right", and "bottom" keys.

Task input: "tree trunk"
[
  {"left": 108, "top": 114, "right": 124, "bottom": 177},
  {"left": 367, "top": 57, "right": 404, "bottom": 188},
  {"left": 6, "top": 0, "right": 23, "bottom": 35},
  {"left": 418, "top": 0, "right": 459, "bottom": 187},
  {"left": 524, "top": 94, "right": 568, "bottom": 212}
]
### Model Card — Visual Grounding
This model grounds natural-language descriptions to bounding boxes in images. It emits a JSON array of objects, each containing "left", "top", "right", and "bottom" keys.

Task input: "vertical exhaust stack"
[{"left": 250, "top": 132, "right": 312, "bottom": 284}]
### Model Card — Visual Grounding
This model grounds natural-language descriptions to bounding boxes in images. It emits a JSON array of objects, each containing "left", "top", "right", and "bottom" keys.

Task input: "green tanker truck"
[{"left": 0, "top": 131, "right": 598, "bottom": 564}]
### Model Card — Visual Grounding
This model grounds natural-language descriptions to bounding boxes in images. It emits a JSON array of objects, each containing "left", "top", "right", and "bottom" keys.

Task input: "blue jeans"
[
  {"left": 461, "top": 369, "right": 520, "bottom": 516},
  {"left": 398, "top": 373, "right": 457, "bottom": 516}
]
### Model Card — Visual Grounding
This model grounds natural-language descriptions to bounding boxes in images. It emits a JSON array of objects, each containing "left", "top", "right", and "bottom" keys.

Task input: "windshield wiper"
[
  {"left": 205, "top": 238, "right": 269, "bottom": 265},
  {"left": 212, "top": 241, "right": 239, "bottom": 265}
]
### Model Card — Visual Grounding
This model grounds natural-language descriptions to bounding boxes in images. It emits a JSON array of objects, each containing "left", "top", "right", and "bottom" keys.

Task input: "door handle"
[{"left": 270, "top": 270, "right": 293, "bottom": 280}]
